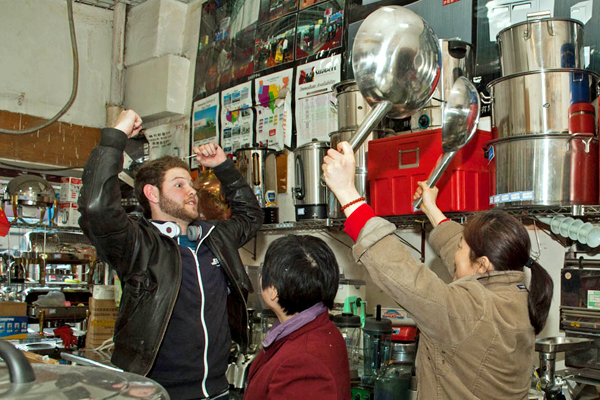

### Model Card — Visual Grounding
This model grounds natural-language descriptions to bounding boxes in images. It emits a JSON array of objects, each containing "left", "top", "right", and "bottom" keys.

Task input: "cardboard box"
[
  {"left": 57, "top": 202, "right": 81, "bottom": 227},
  {"left": 0, "top": 303, "right": 28, "bottom": 339},
  {"left": 60, "top": 177, "right": 82, "bottom": 202},
  {"left": 0, "top": 302, "right": 27, "bottom": 317}
]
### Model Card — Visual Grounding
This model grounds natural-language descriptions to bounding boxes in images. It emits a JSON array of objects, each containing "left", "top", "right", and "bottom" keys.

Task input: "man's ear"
[
  {"left": 143, "top": 184, "right": 160, "bottom": 205},
  {"left": 476, "top": 256, "right": 494, "bottom": 274}
]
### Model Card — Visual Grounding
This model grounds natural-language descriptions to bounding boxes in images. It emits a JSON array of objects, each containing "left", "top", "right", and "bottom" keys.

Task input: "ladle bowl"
[
  {"left": 348, "top": 6, "right": 441, "bottom": 152},
  {"left": 413, "top": 76, "right": 480, "bottom": 209}
]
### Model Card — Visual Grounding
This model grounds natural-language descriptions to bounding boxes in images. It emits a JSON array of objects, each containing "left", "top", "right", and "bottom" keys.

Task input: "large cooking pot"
[
  {"left": 411, "top": 39, "right": 475, "bottom": 131},
  {"left": 0, "top": 340, "right": 168, "bottom": 399},
  {"left": 488, "top": 68, "right": 600, "bottom": 138},
  {"left": 333, "top": 80, "right": 387, "bottom": 131},
  {"left": 235, "top": 147, "right": 278, "bottom": 224},
  {"left": 486, "top": 134, "right": 598, "bottom": 207},
  {"left": 497, "top": 12, "right": 584, "bottom": 75},
  {"left": 293, "top": 140, "right": 330, "bottom": 220}
]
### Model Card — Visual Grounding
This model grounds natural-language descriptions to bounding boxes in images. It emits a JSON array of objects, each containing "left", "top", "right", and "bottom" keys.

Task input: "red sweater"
[{"left": 244, "top": 312, "right": 351, "bottom": 400}]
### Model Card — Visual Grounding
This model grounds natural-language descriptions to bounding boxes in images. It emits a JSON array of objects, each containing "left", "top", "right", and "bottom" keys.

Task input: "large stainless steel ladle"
[
  {"left": 413, "top": 76, "right": 481, "bottom": 210},
  {"left": 347, "top": 5, "right": 441, "bottom": 152}
]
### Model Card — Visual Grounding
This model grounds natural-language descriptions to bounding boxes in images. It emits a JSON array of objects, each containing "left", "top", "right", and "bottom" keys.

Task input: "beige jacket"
[{"left": 354, "top": 218, "right": 534, "bottom": 399}]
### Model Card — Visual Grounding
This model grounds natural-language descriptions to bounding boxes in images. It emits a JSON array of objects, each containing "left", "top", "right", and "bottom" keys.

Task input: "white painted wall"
[{"left": 0, "top": 0, "right": 113, "bottom": 128}]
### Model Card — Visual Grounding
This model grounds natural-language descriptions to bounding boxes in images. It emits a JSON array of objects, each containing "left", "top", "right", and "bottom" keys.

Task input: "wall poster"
[
  {"left": 255, "top": 15, "right": 297, "bottom": 72},
  {"left": 193, "top": 0, "right": 260, "bottom": 99},
  {"left": 221, "top": 81, "right": 254, "bottom": 156},
  {"left": 296, "top": 0, "right": 344, "bottom": 59},
  {"left": 192, "top": 93, "right": 220, "bottom": 148},
  {"left": 254, "top": 68, "right": 294, "bottom": 150},
  {"left": 295, "top": 54, "right": 340, "bottom": 146}
]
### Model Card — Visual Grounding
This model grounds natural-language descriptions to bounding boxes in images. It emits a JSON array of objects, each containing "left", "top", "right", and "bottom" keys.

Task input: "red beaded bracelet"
[{"left": 340, "top": 197, "right": 366, "bottom": 212}]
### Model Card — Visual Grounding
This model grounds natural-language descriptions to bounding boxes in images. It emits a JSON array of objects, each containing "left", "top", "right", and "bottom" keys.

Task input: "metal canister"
[{"left": 293, "top": 140, "right": 330, "bottom": 220}]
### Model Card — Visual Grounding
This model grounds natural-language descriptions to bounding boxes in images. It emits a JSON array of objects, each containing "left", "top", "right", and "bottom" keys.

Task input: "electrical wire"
[
  {"left": 0, "top": 161, "right": 84, "bottom": 172},
  {"left": 0, "top": 0, "right": 79, "bottom": 135}
]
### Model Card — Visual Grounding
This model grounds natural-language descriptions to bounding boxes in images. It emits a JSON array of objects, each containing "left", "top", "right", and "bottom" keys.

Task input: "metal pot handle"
[
  {"left": 294, "top": 155, "right": 305, "bottom": 200},
  {"left": 252, "top": 153, "right": 261, "bottom": 186},
  {"left": 565, "top": 134, "right": 594, "bottom": 153},
  {"left": 0, "top": 340, "right": 35, "bottom": 384},
  {"left": 524, "top": 11, "right": 553, "bottom": 39}
]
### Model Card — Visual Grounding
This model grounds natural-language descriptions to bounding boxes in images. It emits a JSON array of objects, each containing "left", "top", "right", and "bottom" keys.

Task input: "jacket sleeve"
[
  {"left": 210, "top": 158, "right": 263, "bottom": 247},
  {"left": 266, "top": 355, "right": 338, "bottom": 400},
  {"left": 352, "top": 217, "right": 484, "bottom": 346},
  {"left": 428, "top": 221, "right": 464, "bottom": 277},
  {"left": 77, "top": 128, "right": 142, "bottom": 276}
]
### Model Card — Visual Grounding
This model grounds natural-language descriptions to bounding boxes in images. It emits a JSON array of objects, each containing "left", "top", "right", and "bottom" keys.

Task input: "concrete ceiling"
[{"left": 75, "top": 0, "right": 191, "bottom": 9}]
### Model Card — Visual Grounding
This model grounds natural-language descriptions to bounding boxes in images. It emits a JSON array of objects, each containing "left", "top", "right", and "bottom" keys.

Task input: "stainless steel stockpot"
[
  {"left": 487, "top": 68, "right": 600, "bottom": 138},
  {"left": 293, "top": 140, "right": 330, "bottom": 220},
  {"left": 486, "top": 134, "right": 599, "bottom": 207},
  {"left": 497, "top": 15, "right": 584, "bottom": 75}
]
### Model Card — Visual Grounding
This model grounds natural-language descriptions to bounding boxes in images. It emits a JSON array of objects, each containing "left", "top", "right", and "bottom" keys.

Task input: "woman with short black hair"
[{"left": 244, "top": 235, "right": 351, "bottom": 400}]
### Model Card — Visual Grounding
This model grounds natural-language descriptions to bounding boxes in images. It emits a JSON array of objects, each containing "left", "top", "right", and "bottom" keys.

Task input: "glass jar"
[
  {"left": 332, "top": 313, "right": 362, "bottom": 380},
  {"left": 362, "top": 316, "right": 392, "bottom": 388}
]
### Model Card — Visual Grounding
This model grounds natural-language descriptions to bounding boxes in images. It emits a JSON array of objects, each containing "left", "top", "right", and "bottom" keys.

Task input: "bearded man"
[{"left": 78, "top": 109, "right": 263, "bottom": 400}]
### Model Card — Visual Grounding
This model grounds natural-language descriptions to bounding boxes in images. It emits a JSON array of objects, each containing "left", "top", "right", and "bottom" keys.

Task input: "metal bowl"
[{"left": 352, "top": 6, "right": 441, "bottom": 119}]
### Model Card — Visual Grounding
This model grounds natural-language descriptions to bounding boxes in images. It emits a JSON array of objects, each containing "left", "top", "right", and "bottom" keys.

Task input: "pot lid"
[
  {"left": 0, "top": 341, "right": 168, "bottom": 399},
  {"left": 295, "top": 139, "right": 330, "bottom": 151},
  {"left": 0, "top": 364, "right": 168, "bottom": 399}
]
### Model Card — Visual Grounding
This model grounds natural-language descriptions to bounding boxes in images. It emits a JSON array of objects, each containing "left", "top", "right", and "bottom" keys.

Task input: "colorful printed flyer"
[
  {"left": 192, "top": 93, "right": 220, "bottom": 148},
  {"left": 221, "top": 82, "right": 254, "bottom": 156},
  {"left": 254, "top": 68, "right": 294, "bottom": 150}
]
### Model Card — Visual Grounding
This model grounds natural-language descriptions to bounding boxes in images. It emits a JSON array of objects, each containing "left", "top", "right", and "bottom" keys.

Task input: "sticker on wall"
[
  {"left": 192, "top": 93, "right": 220, "bottom": 148},
  {"left": 489, "top": 191, "right": 534, "bottom": 205},
  {"left": 254, "top": 68, "right": 294, "bottom": 150},
  {"left": 294, "top": 54, "right": 340, "bottom": 146}
]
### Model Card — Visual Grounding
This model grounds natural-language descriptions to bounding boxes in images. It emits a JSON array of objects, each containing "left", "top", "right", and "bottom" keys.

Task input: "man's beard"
[{"left": 158, "top": 193, "right": 199, "bottom": 222}]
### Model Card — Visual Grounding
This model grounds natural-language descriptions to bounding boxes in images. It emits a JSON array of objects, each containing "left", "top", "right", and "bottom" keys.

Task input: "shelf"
[
  {"left": 259, "top": 205, "right": 600, "bottom": 233},
  {"left": 9, "top": 221, "right": 82, "bottom": 233}
]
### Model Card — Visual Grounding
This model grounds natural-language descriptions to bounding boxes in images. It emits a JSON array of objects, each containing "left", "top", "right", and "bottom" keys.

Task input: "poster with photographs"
[
  {"left": 295, "top": 54, "right": 340, "bottom": 146},
  {"left": 254, "top": 68, "right": 294, "bottom": 150},
  {"left": 299, "top": 0, "right": 326, "bottom": 9},
  {"left": 194, "top": 0, "right": 260, "bottom": 98},
  {"left": 221, "top": 82, "right": 254, "bottom": 156},
  {"left": 258, "top": 0, "right": 298, "bottom": 24},
  {"left": 295, "top": 0, "right": 343, "bottom": 60},
  {"left": 192, "top": 93, "right": 220, "bottom": 148},
  {"left": 255, "top": 15, "right": 296, "bottom": 72},
  {"left": 232, "top": 24, "right": 257, "bottom": 80}
]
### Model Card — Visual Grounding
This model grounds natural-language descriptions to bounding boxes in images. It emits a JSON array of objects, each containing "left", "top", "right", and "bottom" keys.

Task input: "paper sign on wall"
[
  {"left": 254, "top": 68, "right": 294, "bottom": 150},
  {"left": 192, "top": 93, "right": 220, "bottom": 148},
  {"left": 221, "top": 82, "right": 254, "bottom": 156},
  {"left": 295, "top": 54, "right": 340, "bottom": 146}
]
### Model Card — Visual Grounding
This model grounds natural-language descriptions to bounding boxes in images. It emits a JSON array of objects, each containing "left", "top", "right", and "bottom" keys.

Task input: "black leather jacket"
[{"left": 78, "top": 128, "right": 263, "bottom": 376}]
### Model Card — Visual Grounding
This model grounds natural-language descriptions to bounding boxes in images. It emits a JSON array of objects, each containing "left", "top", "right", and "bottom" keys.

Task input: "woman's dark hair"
[
  {"left": 463, "top": 210, "right": 553, "bottom": 334},
  {"left": 134, "top": 156, "right": 191, "bottom": 218},
  {"left": 261, "top": 235, "right": 340, "bottom": 315}
]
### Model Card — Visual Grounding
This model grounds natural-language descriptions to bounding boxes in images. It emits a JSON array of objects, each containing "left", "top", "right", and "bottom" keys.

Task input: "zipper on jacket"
[
  {"left": 207, "top": 235, "right": 250, "bottom": 347},
  {"left": 141, "top": 236, "right": 183, "bottom": 376}
]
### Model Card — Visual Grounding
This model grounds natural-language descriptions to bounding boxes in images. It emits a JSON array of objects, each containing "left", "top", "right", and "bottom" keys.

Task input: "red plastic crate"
[{"left": 368, "top": 129, "right": 492, "bottom": 216}]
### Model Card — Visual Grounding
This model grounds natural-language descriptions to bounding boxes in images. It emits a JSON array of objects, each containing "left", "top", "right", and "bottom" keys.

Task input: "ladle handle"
[
  {"left": 348, "top": 100, "right": 393, "bottom": 152},
  {"left": 413, "top": 151, "right": 457, "bottom": 210}
]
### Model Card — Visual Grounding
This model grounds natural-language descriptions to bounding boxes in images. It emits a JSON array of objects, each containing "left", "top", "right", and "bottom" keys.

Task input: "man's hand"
[
  {"left": 192, "top": 142, "right": 227, "bottom": 168},
  {"left": 114, "top": 109, "right": 143, "bottom": 138}
]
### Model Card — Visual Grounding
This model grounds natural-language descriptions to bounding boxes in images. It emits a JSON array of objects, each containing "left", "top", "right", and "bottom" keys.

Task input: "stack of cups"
[{"left": 485, "top": 12, "right": 599, "bottom": 208}]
